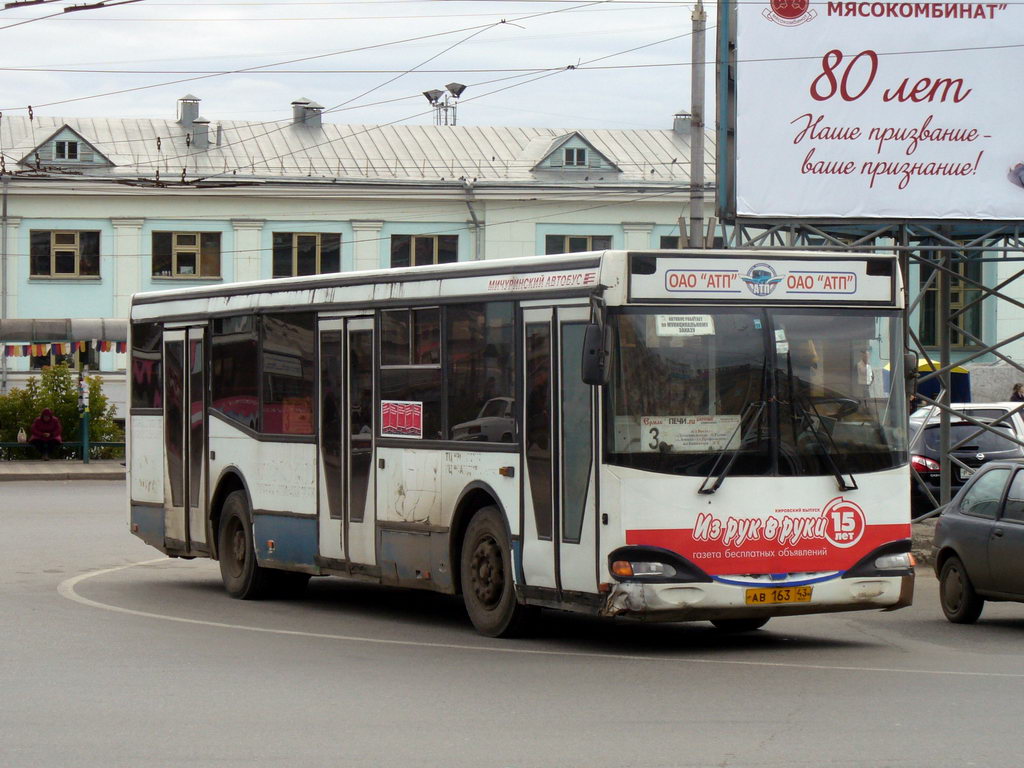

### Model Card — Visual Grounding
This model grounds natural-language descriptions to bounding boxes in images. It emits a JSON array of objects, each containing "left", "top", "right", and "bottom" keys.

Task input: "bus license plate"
[{"left": 744, "top": 586, "right": 813, "bottom": 605}]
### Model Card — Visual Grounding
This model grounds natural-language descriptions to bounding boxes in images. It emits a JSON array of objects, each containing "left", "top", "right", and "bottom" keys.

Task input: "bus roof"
[{"left": 130, "top": 249, "right": 901, "bottom": 321}]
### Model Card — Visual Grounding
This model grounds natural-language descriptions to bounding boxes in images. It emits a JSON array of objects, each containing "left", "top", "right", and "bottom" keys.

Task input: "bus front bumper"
[{"left": 599, "top": 572, "right": 914, "bottom": 622}]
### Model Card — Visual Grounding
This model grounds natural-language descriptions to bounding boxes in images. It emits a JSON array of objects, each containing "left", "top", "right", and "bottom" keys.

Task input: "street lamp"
[{"left": 422, "top": 83, "right": 467, "bottom": 126}]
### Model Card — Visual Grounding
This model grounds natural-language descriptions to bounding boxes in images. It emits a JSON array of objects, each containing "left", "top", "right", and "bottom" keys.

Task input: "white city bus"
[{"left": 128, "top": 250, "right": 914, "bottom": 636}]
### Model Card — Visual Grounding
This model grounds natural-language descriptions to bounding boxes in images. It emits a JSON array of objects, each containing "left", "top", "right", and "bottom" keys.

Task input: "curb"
[{"left": 0, "top": 471, "right": 125, "bottom": 481}]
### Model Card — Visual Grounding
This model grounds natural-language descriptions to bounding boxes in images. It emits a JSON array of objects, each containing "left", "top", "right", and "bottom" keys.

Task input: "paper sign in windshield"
[
  {"left": 656, "top": 315, "right": 715, "bottom": 337},
  {"left": 640, "top": 415, "right": 741, "bottom": 452}
]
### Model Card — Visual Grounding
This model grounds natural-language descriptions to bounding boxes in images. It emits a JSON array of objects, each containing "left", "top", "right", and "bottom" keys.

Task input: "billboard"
[{"left": 734, "top": 0, "right": 1024, "bottom": 219}]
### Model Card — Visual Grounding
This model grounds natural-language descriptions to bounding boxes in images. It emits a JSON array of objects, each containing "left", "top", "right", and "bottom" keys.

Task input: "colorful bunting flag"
[{"left": 2, "top": 339, "right": 129, "bottom": 357}]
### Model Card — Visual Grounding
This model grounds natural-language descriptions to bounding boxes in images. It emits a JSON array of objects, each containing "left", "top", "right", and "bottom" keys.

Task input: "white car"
[{"left": 451, "top": 397, "right": 516, "bottom": 443}]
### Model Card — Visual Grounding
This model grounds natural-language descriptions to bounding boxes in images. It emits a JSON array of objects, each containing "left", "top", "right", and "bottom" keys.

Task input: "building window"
[
  {"left": 918, "top": 254, "right": 982, "bottom": 348},
  {"left": 152, "top": 232, "right": 221, "bottom": 278},
  {"left": 55, "top": 140, "right": 78, "bottom": 161},
  {"left": 30, "top": 345, "right": 98, "bottom": 371},
  {"left": 30, "top": 230, "right": 100, "bottom": 277},
  {"left": 272, "top": 232, "right": 340, "bottom": 278},
  {"left": 390, "top": 234, "right": 458, "bottom": 268},
  {"left": 544, "top": 234, "right": 611, "bottom": 255},
  {"left": 564, "top": 147, "right": 587, "bottom": 167}
]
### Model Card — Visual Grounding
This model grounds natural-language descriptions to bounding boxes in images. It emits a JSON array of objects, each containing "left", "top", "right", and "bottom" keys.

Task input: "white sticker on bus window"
[
  {"left": 655, "top": 315, "right": 715, "bottom": 337},
  {"left": 775, "top": 329, "right": 786, "bottom": 341},
  {"left": 640, "top": 415, "right": 742, "bottom": 452},
  {"left": 776, "top": 341, "right": 790, "bottom": 354}
]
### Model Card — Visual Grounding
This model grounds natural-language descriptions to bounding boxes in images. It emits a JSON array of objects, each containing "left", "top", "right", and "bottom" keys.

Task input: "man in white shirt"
[{"left": 857, "top": 349, "right": 874, "bottom": 400}]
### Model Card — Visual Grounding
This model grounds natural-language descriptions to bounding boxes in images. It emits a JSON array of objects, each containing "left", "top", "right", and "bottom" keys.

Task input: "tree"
[{"left": 0, "top": 364, "right": 123, "bottom": 458}]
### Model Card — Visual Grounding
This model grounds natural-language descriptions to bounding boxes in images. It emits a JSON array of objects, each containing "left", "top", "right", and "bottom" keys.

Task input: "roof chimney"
[
  {"left": 291, "top": 97, "right": 323, "bottom": 128},
  {"left": 178, "top": 94, "right": 201, "bottom": 128},
  {"left": 191, "top": 116, "right": 210, "bottom": 150},
  {"left": 673, "top": 110, "right": 691, "bottom": 135}
]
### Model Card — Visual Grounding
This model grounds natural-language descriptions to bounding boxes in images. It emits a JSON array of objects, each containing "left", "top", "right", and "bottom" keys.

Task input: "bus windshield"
[{"left": 606, "top": 307, "right": 907, "bottom": 477}]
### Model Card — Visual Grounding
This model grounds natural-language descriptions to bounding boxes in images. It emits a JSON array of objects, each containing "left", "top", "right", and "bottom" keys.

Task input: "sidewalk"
[{"left": 0, "top": 459, "right": 125, "bottom": 481}]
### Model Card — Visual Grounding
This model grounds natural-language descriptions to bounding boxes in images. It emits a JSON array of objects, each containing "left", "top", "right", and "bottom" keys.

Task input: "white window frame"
[
  {"left": 152, "top": 231, "right": 221, "bottom": 279},
  {"left": 545, "top": 234, "right": 612, "bottom": 255},
  {"left": 51, "top": 231, "right": 82, "bottom": 276},
  {"left": 563, "top": 147, "right": 587, "bottom": 167},
  {"left": 55, "top": 140, "right": 79, "bottom": 161},
  {"left": 287, "top": 232, "right": 323, "bottom": 276},
  {"left": 390, "top": 234, "right": 459, "bottom": 267},
  {"left": 170, "top": 232, "right": 201, "bottom": 277}
]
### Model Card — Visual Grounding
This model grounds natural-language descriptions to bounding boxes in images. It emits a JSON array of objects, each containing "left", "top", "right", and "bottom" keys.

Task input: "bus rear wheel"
[
  {"left": 461, "top": 506, "right": 535, "bottom": 637},
  {"left": 218, "top": 490, "right": 274, "bottom": 600},
  {"left": 711, "top": 618, "right": 770, "bottom": 632}
]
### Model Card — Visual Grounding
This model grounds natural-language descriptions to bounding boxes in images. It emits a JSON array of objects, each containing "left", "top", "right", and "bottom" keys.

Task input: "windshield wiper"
[{"left": 697, "top": 399, "right": 767, "bottom": 495}]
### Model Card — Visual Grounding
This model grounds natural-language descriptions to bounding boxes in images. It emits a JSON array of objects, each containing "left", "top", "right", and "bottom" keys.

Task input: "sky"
[{"left": 0, "top": 0, "right": 714, "bottom": 130}]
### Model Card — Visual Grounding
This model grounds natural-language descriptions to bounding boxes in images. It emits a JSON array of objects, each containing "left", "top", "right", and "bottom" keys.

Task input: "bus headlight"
[
  {"left": 611, "top": 560, "right": 678, "bottom": 579},
  {"left": 874, "top": 552, "right": 915, "bottom": 570}
]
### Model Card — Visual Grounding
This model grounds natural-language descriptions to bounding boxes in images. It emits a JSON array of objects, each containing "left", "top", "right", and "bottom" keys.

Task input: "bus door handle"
[{"left": 378, "top": 458, "right": 386, "bottom": 469}]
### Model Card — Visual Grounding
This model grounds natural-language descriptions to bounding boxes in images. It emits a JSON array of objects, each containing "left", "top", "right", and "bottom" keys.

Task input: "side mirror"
[
  {"left": 904, "top": 351, "right": 918, "bottom": 399},
  {"left": 581, "top": 323, "right": 609, "bottom": 386}
]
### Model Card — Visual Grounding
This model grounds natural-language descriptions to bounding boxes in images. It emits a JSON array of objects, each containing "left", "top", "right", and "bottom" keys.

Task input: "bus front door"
[
  {"left": 317, "top": 317, "right": 376, "bottom": 566},
  {"left": 162, "top": 326, "right": 207, "bottom": 554},
  {"left": 521, "top": 306, "right": 598, "bottom": 596}
]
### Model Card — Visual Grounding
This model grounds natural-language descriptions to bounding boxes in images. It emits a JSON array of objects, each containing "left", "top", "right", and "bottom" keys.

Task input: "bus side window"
[{"left": 447, "top": 302, "right": 516, "bottom": 443}]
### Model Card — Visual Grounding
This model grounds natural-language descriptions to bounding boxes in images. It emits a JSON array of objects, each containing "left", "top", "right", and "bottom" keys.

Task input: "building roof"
[{"left": 1, "top": 113, "right": 714, "bottom": 187}]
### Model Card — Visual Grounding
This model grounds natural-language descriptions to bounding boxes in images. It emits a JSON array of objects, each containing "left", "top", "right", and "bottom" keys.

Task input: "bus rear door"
[{"left": 317, "top": 316, "right": 376, "bottom": 566}]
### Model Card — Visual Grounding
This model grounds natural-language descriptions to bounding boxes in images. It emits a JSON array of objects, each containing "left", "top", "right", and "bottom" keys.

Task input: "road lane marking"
[{"left": 59, "top": 558, "right": 1024, "bottom": 679}]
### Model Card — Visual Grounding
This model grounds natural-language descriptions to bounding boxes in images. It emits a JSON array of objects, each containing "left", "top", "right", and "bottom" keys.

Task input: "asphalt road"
[{"left": 4, "top": 480, "right": 1024, "bottom": 768}]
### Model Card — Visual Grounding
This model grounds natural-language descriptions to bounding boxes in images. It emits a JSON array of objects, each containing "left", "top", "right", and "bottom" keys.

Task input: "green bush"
[{"left": 0, "top": 364, "right": 123, "bottom": 459}]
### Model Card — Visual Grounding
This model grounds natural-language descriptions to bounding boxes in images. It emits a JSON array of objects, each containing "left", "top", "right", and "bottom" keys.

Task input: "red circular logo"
[
  {"left": 771, "top": 0, "right": 809, "bottom": 19},
  {"left": 821, "top": 497, "right": 865, "bottom": 549}
]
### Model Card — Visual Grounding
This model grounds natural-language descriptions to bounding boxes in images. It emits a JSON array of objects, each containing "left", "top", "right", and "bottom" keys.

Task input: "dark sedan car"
[
  {"left": 910, "top": 404, "right": 1024, "bottom": 516},
  {"left": 932, "top": 459, "right": 1024, "bottom": 622}
]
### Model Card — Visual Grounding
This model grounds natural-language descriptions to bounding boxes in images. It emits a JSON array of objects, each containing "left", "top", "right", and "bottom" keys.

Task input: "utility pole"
[{"left": 689, "top": 0, "right": 707, "bottom": 248}]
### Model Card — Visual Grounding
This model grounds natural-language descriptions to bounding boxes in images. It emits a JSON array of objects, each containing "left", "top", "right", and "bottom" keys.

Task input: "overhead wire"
[
  {"left": 0, "top": 0, "right": 628, "bottom": 113},
  {"left": 5, "top": 0, "right": 623, "bottom": 166}
]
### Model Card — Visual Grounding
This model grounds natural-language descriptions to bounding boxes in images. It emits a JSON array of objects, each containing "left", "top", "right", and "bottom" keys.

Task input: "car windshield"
[
  {"left": 605, "top": 307, "right": 907, "bottom": 477},
  {"left": 479, "top": 399, "right": 509, "bottom": 418},
  {"left": 922, "top": 423, "right": 1019, "bottom": 454}
]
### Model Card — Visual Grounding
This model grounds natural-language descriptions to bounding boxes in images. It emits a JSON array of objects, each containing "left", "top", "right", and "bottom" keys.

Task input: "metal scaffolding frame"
[{"left": 722, "top": 217, "right": 1024, "bottom": 518}]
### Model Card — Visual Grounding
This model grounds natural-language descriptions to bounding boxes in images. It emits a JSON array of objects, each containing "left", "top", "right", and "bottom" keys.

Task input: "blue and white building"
[{"left": 0, "top": 95, "right": 712, "bottom": 413}]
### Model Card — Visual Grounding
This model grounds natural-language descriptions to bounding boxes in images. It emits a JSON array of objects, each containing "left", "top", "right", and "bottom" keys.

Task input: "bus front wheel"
[
  {"left": 460, "top": 506, "right": 535, "bottom": 637},
  {"left": 218, "top": 490, "right": 274, "bottom": 600}
]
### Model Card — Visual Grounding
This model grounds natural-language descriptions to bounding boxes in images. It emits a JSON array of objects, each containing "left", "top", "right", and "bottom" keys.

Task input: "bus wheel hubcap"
[{"left": 471, "top": 536, "right": 503, "bottom": 608}]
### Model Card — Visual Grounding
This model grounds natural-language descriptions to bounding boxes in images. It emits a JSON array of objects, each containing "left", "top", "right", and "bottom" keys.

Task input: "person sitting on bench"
[{"left": 29, "top": 408, "right": 62, "bottom": 461}]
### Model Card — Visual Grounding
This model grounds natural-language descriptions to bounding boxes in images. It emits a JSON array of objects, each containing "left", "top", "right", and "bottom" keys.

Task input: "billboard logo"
[
  {"left": 740, "top": 263, "right": 784, "bottom": 296},
  {"left": 763, "top": 0, "right": 816, "bottom": 25}
]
